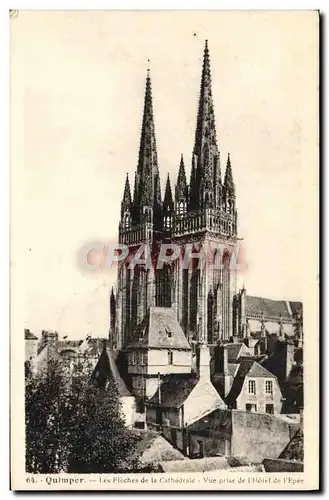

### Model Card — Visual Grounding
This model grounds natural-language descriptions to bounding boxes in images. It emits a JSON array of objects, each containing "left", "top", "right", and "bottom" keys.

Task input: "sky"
[{"left": 11, "top": 11, "right": 318, "bottom": 340}]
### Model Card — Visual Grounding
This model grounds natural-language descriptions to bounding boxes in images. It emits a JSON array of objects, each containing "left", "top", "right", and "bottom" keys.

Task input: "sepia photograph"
[{"left": 10, "top": 10, "right": 319, "bottom": 490}]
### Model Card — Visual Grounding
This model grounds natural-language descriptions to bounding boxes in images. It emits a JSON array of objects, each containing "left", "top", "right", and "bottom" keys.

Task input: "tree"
[{"left": 25, "top": 358, "right": 140, "bottom": 473}]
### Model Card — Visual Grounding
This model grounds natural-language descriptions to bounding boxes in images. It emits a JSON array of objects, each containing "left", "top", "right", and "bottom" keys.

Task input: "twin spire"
[{"left": 120, "top": 40, "right": 236, "bottom": 229}]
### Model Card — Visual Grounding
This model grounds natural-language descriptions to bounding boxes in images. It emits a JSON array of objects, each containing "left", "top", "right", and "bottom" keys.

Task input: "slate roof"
[
  {"left": 25, "top": 329, "right": 38, "bottom": 340},
  {"left": 133, "top": 431, "right": 185, "bottom": 463},
  {"left": 125, "top": 307, "right": 191, "bottom": 350},
  {"left": 246, "top": 296, "right": 291, "bottom": 319},
  {"left": 147, "top": 373, "right": 198, "bottom": 408},
  {"left": 91, "top": 347, "right": 132, "bottom": 397},
  {"left": 226, "top": 360, "right": 276, "bottom": 405},
  {"left": 57, "top": 340, "right": 83, "bottom": 352},
  {"left": 289, "top": 301, "right": 303, "bottom": 317},
  {"left": 188, "top": 408, "right": 232, "bottom": 434},
  {"left": 225, "top": 343, "right": 252, "bottom": 362},
  {"left": 279, "top": 428, "right": 304, "bottom": 461},
  {"left": 227, "top": 363, "right": 239, "bottom": 377}
]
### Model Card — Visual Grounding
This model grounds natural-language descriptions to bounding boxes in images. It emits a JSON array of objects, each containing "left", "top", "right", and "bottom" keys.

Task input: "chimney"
[
  {"left": 196, "top": 343, "right": 211, "bottom": 380},
  {"left": 215, "top": 345, "right": 228, "bottom": 375},
  {"left": 158, "top": 371, "right": 161, "bottom": 405}
]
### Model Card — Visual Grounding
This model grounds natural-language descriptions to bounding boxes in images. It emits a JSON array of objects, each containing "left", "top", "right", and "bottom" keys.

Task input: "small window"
[
  {"left": 246, "top": 403, "right": 257, "bottom": 412},
  {"left": 265, "top": 380, "right": 273, "bottom": 395},
  {"left": 266, "top": 404, "right": 274, "bottom": 414},
  {"left": 248, "top": 380, "right": 256, "bottom": 395},
  {"left": 165, "top": 326, "right": 172, "bottom": 338},
  {"left": 141, "top": 352, "right": 147, "bottom": 366},
  {"left": 168, "top": 351, "right": 173, "bottom": 365},
  {"left": 132, "top": 352, "right": 136, "bottom": 365}
]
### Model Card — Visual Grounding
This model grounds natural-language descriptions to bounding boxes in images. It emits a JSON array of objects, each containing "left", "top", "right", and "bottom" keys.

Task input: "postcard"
[{"left": 10, "top": 10, "right": 319, "bottom": 491}]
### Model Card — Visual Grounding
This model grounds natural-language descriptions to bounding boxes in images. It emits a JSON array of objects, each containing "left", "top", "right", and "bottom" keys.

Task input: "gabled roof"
[
  {"left": 133, "top": 431, "right": 185, "bottom": 463},
  {"left": 92, "top": 347, "right": 132, "bottom": 397},
  {"left": 279, "top": 428, "right": 304, "bottom": 461},
  {"left": 226, "top": 360, "right": 276, "bottom": 405},
  {"left": 227, "top": 363, "right": 239, "bottom": 377},
  {"left": 246, "top": 295, "right": 291, "bottom": 319},
  {"left": 125, "top": 307, "right": 191, "bottom": 350},
  {"left": 188, "top": 408, "right": 232, "bottom": 434},
  {"left": 225, "top": 342, "right": 252, "bottom": 362},
  {"left": 25, "top": 329, "right": 38, "bottom": 340},
  {"left": 147, "top": 373, "right": 198, "bottom": 408}
]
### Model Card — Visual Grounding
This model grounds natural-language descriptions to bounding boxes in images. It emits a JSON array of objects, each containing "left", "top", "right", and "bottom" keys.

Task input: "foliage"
[{"left": 25, "top": 358, "right": 140, "bottom": 473}]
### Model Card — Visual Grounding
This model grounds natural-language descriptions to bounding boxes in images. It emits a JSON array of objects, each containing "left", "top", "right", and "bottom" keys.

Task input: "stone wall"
[{"left": 231, "top": 410, "right": 298, "bottom": 463}]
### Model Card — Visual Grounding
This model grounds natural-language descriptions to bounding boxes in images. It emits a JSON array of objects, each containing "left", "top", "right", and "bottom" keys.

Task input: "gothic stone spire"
[
  {"left": 121, "top": 173, "right": 132, "bottom": 219},
  {"left": 223, "top": 153, "right": 235, "bottom": 198},
  {"left": 175, "top": 154, "right": 188, "bottom": 201},
  {"left": 163, "top": 173, "right": 174, "bottom": 212},
  {"left": 133, "top": 68, "right": 162, "bottom": 226},
  {"left": 192, "top": 40, "right": 220, "bottom": 209}
]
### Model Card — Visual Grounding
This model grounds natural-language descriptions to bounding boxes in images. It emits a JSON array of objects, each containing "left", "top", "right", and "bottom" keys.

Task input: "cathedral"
[
  {"left": 110, "top": 40, "right": 239, "bottom": 350},
  {"left": 109, "top": 40, "right": 302, "bottom": 352}
]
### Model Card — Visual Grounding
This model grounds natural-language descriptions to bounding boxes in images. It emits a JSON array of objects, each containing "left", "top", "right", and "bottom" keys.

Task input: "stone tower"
[{"left": 112, "top": 41, "right": 239, "bottom": 349}]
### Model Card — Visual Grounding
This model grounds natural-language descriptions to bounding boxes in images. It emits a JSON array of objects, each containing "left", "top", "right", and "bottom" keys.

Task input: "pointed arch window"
[
  {"left": 155, "top": 265, "right": 171, "bottom": 307},
  {"left": 177, "top": 200, "right": 186, "bottom": 216},
  {"left": 222, "top": 253, "right": 231, "bottom": 340},
  {"left": 124, "top": 213, "right": 130, "bottom": 228},
  {"left": 164, "top": 215, "right": 172, "bottom": 230}
]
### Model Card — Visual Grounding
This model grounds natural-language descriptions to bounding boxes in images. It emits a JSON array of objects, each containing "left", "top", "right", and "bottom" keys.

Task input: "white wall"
[
  {"left": 120, "top": 396, "right": 136, "bottom": 427},
  {"left": 236, "top": 376, "right": 282, "bottom": 414},
  {"left": 147, "top": 349, "right": 192, "bottom": 375},
  {"left": 184, "top": 378, "right": 226, "bottom": 426}
]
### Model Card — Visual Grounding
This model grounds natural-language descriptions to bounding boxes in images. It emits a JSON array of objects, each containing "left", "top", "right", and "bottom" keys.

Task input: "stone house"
[
  {"left": 145, "top": 343, "right": 226, "bottom": 452},
  {"left": 212, "top": 343, "right": 282, "bottom": 415},
  {"left": 261, "top": 338, "right": 303, "bottom": 414},
  {"left": 124, "top": 307, "right": 192, "bottom": 405},
  {"left": 91, "top": 344, "right": 136, "bottom": 427},
  {"left": 225, "top": 359, "right": 282, "bottom": 415},
  {"left": 29, "top": 330, "right": 110, "bottom": 375}
]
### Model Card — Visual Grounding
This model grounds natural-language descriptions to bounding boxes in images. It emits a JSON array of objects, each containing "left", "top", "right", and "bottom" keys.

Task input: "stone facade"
[{"left": 233, "top": 288, "right": 303, "bottom": 342}]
